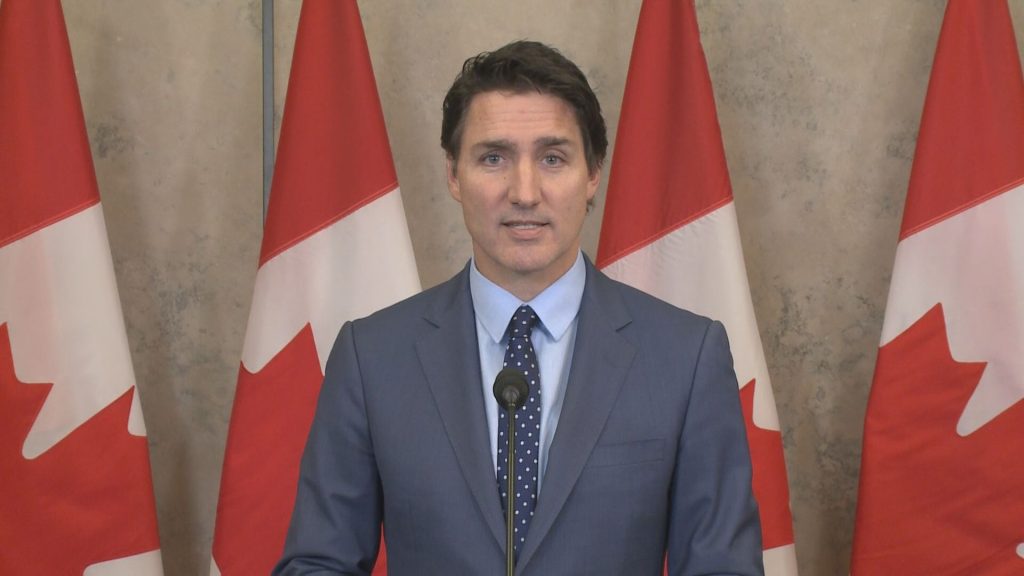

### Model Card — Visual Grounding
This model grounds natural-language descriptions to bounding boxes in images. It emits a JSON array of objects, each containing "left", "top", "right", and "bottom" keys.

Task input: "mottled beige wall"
[
  {"left": 56, "top": 1, "right": 1024, "bottom": 574},
  {"left": 64, "top": 0, "right": 263, "bottom": 572}
]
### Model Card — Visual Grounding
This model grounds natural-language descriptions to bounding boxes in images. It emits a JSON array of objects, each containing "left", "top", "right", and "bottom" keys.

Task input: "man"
[{"left": 274, "top": 41, "right": 763, "bottom": 575}]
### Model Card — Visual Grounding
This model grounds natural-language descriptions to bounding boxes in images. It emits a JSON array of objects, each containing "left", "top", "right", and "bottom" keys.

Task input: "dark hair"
[{"left": 441, "top": 40, "right": 608, "bottom": 175}]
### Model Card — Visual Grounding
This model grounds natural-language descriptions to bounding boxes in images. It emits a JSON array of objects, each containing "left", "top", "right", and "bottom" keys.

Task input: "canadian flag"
[
  {"left": 851, "top": 0, "right": 1024, "bottom": 573},
  {"left": 209, "top": 1, "right": 420, "bottom": 575},
  {"left": 0, "top": 1, "right": 164, "bottom": 574},
  {"left": 596, "top": 2, "right": 797, "bottom": 574}
]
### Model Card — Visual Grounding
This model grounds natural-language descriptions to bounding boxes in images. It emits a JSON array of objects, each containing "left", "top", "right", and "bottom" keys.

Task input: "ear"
[
  {"left": 585, "top": 165, "right": 602, "bottom": 203},
  {"left": 446, "top": 154, "right": 462, "bottom": 202}
]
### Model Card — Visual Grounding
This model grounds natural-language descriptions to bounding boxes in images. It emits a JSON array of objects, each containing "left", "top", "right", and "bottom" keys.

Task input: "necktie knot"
[{"left": 509, "top": 305, "right": 539, "bottom": 341}]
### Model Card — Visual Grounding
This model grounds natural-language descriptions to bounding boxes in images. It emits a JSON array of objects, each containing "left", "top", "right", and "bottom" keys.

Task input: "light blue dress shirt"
[{"left": 469, "top": 252, "right": 585, "bottom": 494}]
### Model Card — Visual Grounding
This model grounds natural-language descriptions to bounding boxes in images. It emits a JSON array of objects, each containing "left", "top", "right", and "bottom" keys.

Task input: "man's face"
[{"left": 447, "top": 91, "right": 600, "bottom": 299}]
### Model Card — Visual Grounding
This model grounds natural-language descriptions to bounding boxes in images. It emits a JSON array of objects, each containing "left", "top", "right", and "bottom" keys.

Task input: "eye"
[
  {"left": 481, "top": 152, "right": 503, "bottom": 166},
  {"left": 542, "top": 154, "right": 564, "bottom": 167}
]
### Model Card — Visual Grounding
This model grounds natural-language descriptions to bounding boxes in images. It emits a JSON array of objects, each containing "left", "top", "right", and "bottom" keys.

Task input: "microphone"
[
  {"left": 493, "top": 367, "right": 529, "bottom": 410},
  {"left": 492, "top": 368, "right": 529, "bottom": 576}
]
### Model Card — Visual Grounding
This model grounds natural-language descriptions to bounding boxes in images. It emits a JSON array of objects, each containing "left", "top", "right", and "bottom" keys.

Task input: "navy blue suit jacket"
[{"left": 275, "top": 260, "right": 763, "bottom": 575}]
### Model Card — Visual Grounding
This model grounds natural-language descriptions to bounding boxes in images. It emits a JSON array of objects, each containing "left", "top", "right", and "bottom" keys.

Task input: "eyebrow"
[
  {"left": 472, "top": 139, "right": 516, "bottom": 153},
  {"left": 535, "top": 136, "right": 574, "bottom": 149}
]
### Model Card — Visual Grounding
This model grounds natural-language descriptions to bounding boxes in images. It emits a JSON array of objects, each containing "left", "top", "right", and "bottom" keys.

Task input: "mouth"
[
  {"left": 503, "top": 217, "right": 548, "bottom": 229},
  {"left": 502, "top": 220, "right": 548, "bottom": 237}
]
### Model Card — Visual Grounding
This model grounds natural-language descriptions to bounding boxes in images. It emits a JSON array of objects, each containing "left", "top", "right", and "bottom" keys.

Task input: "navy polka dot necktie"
[{"left": 496, "top": 304, "right": 541, "bottom": 557}]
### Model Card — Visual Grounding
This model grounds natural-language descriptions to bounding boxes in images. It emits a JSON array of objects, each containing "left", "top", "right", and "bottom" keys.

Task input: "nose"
[{"left": 508, "top": 159, "right": 541, "bottom": 207}]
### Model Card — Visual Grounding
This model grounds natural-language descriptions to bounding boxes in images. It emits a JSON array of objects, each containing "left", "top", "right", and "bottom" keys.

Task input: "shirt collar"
[{"left": 469, "top": 251, "right": 586, "bottom": 344}]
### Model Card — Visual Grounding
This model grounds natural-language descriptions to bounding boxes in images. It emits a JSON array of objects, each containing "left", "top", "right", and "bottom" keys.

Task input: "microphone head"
[{"left": 492, "top": 368, "right": 529, "bottom": 410}]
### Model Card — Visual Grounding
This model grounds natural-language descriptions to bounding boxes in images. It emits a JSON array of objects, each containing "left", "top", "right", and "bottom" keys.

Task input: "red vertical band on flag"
[
  {"left": 595, "top": 0, "right": 732, "bottom": 268},
  {"left": 0, "top": 0, "right": 99, "bottom": 249},
  {"left": 260, "top": 0, "right": 398, "bottom": 265},
  {"left": 899, "top": 0, "right": 1024, "bottom": 239}
]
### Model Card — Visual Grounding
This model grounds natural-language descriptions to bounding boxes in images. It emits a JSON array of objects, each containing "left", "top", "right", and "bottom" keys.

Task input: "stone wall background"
[{"left": 49, "top": 1, "right": 1024, "bottom": 574}]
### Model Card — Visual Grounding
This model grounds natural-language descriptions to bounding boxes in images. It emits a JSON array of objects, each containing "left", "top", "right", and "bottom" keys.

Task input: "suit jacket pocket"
[{"left": 585, "top": 438, "right": 664, "bottom": 468}]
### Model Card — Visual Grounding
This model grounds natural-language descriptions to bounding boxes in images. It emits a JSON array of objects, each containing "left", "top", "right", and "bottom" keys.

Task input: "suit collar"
[{"left": 415, "top": 265, "right": 508, "bottom": 551}]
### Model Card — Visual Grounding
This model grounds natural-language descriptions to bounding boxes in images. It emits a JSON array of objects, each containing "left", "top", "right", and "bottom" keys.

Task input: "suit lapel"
[
  {"left": 516, "top": 263, "right": 637, "bottom": 571},
  {"left": 414, "top": 267, "right": 507, "bottom": 552}
]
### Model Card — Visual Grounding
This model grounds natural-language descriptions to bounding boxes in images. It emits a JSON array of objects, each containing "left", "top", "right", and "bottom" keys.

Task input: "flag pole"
[{"left": 262, "top": 0, "right": 274, "bottom": 221}]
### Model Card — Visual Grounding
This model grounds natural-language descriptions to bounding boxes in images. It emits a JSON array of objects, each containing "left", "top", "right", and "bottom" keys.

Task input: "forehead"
[{"left": 460, "top": 91, "right": 583, "bottom": 148}]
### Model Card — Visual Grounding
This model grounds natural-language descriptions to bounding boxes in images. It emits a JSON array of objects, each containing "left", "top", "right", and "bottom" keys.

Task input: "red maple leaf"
[
  {"left": 212, "top": 324, "right": 323, "bottom": 574},
  {"left": 852, "top": 304, "right": 1024, "bottom": 574},
  {"left": 212, "top": 324, "right": 390, "bottom": 575},
  {"left": 740, "top": 378, "right": 796, "bottom": 550},
  {"left": 0, "top": 323, "right": 161, "bottom": 573}
]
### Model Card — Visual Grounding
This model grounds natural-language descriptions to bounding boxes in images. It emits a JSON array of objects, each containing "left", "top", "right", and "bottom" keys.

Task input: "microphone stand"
[
  {"left": 493, "top": 368, "right": 529, "bottom": 576},
  {"left": 504, "top": 400, "right": 517, "bottom": 576}
]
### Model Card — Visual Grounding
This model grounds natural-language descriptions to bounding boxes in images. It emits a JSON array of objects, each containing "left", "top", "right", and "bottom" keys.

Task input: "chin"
[{"left": 507, "top": 255, "right": 565, "bottom": 277}]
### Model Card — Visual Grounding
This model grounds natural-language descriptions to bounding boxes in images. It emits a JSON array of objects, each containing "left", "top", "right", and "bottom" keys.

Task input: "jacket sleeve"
[
  {"left": 273, "top": 321, "right": 382, "bottom": 576},
  {"left": 667, "top": 320, "right": 765, "bottom": 576}
]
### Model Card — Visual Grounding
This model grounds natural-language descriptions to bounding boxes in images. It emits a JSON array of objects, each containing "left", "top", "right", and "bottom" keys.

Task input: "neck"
[{"left": 474, "top": 253, "right": 580, "bottom": 302}]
